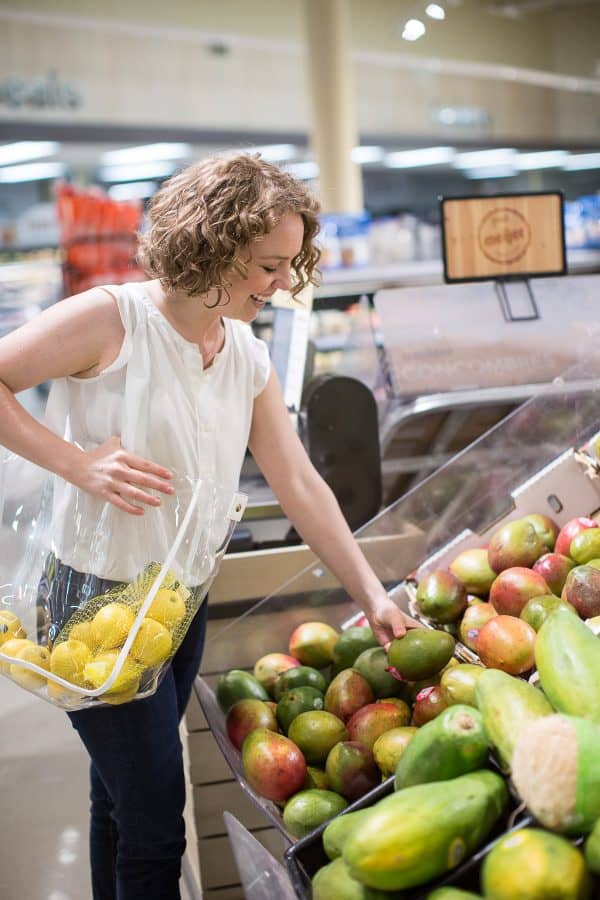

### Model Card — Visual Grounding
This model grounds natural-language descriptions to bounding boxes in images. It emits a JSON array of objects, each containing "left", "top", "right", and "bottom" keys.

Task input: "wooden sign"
[{"left": 441, "top": 192, "right": 566, "bottom": 283}]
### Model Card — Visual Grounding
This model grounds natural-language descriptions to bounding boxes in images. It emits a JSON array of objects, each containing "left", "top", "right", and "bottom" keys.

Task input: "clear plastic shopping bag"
[{"left": 0, "top": 449, "right": 246, "bottom": 709}]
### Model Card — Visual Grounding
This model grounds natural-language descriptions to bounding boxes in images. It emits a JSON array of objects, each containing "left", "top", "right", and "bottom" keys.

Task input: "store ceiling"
[{"left": 488, "top": 0, "right": 600, "bottom": 14}]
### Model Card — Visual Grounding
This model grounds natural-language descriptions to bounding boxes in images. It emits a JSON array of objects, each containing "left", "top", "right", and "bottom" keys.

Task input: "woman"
[{"left": 0, "top": 154, "right": 416, "bottom": 899}]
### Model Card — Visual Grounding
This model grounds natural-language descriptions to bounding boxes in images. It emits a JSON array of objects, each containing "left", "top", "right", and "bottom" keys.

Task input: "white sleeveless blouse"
[{"left": 44, "top": 282, "right": 270, "bottom": 581}]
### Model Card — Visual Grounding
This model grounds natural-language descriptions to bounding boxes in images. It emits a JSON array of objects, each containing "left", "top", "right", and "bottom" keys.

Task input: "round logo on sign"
[{"left": 478, "top": 207, "right": 532, "bottom": 265}]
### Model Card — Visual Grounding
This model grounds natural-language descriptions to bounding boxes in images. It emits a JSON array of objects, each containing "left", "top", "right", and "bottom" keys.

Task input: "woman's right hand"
[{"left": 72, "top": 436, "right": 174, "bottom": 516}]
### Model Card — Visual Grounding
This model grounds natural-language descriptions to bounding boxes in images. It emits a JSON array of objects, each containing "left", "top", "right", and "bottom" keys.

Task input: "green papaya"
[
  {"left": 512, "top": 714, "right": 600, "bottom": 835},
  {"left": 394, "top": 704, "right": 488, "bottom": 790},
  {"left": 584, "top": 818, "right": 600, "bottom": 874},
  {"left": 312, "top": 857, "right": 404, "bottom": 899},
  {"left": 322, "top": 808, "right": 372, "bottom": 860},
  {"left": 387, "top": 630, "right": 455, "bottom": 681},
  {"left": 343, "top": 770, "right": 507, "bottom": 891},
  {"left": 535, "top": 606, "right": 600, "bottom": 722},
  {"left": 474, "top": 668, "right": 553, "bottom": 771},
  {"left": 426, "top": 890, "right": 483, "bottom": 900}
]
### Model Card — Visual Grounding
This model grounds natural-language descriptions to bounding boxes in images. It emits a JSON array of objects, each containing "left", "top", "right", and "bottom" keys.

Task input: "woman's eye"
[{"left": 262, "top": 266, "right": 276, "bottom": 274}]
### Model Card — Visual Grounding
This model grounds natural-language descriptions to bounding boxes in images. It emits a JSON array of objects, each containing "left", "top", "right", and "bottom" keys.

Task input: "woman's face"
[{"left": 221, "top": 212, "right": 306, "bottom": 321}]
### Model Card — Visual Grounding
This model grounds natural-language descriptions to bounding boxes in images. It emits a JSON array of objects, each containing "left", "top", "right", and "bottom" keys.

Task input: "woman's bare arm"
[
  {"left": 0, "top": 289, "right": 173, "bottom": 514},
  {"left": 249, "top": 368, "right": 419, "bottom": 647}
]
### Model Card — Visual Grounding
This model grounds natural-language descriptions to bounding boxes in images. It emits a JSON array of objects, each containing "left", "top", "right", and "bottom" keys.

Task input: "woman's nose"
[{"left": 274, "top": 268, "right": 292, "bottom": 291}]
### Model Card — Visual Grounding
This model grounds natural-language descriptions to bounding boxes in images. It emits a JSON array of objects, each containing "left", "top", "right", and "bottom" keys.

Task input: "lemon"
[
  {"left": 68, "top": 621, "right": 95, "bottom": 651},
  {"left": 130, "top": 618, "right": 172, "bottom": 667},
  {"left": 50, "top": 639, "right": 91, "bottom": 687},
  {"left": 146, "top": 588, "right": 186, "bottom": 631},
  {"left": 0, "top": 610, "right": 26, "bottom": 647},
  {"left": 10, "top": 643, "right": 50, "bottom": 691},
  {"left": 0, "top": 638, "right": 34, "bottom": 674},
  {"left": 84, "top": 650, "right": 142, "bottom": 698},
  {"left": 91, "top": 603, "right": 135, "bottom": 651}
]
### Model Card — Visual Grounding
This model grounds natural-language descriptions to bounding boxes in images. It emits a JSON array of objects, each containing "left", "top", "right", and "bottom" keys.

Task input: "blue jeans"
[{"left": 68, "top": 597, "right": 209, "bottom": 900}]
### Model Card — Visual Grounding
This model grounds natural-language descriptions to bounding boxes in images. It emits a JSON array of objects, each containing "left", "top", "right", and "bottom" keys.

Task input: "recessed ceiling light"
[
  {"left": 455, "top": 148, "right": 517, "bottom": 169},
  {"left": 108, "top": 181, "right": 158, "bottom": 201},
  {"left": 0, "top": 141, "right": 59, "bottom": 166},
  {"left": 351, "top": 146, "right": 385, "bottom": 164},
  {"left": 0, "top": 162, "right": 66, "bottom": 183},
  {"left": 563, "top": 153, "right": 600, "bottom": 171},
  {"left": 385, "top": 147, "right": 455, "bottom": 168},
  {"left": 425, "top": 4, "right": 446, "bottom": 20},
  {"left": 463, "top": 166, "right": 518, "bottom": 179},
  {"left": 98, "top": 161, "right": 177, "bottom": 182},
  {"left": 516, "top": 151, "right": 569, "bottom": 170},
  {"left": 100, "top": 143, "right": 190, "bottom": 165},
  {"left": 402, "top": 18, "right": 426, "bottom": 41}
]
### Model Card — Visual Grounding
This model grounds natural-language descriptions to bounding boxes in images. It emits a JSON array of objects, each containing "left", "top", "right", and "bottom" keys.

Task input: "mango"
[
  {"left": 523, "top": 513, "right": 559, "bottom": 551},
  {"left": 440, "top": 663, "right": 485, "bottom": 707},
  {"left": 416, "top": 571, "right": 467, "bottom": 624},
  {"left": 570, "top": 527, "right": 600, "bottom": 565},
  {"left": 324, "top": 669, "right": 374, "bottom": 723},
  {"left": 487, "top": 518, "right": 544, "bottom": 573},
  {"left": 563, "top": 564, "right": 600, "bottom": 618},
  {"left": 253, "top": 652, "right": 299, "bottom": 695},
  {"left": 288, "top": 710, "right": 348, "bottom": 765},
  {"left": 520, "top": 594, "right": 576, "bottom": 632},
  {"left": 276, "top": 685, "right": 324, "bottom": 734},
  {"left": 325, "top": 740, "right": 380, "bottom": 801},
  {"left": 488, "top": 566, "right": 550, "bottom": 617},
  {"left": 282, "top": 788, "right": 347, "bottom": 839},
  {"left": 289, "top": 621, "right": 338, "bottom": 668},
  {"left": 387, "top": 629, "right": 455, "bottom": 681},
  {"left": 241, "top": 728, "right": 306, "bottom": 803},
  {"left": 533, "top": 552, "right": 575, "bottom": 595},
  {"left": 459, "top": 603, "right": 497, "bottom": 652},
  {"left": 482, "top": 827, "right": 591, "bottom": 899},
  {"left": 273, "top": 664, "right": 328, "bottom": 700},
  {"left": 353, "top": 646, "right": 404, "bottom": 698},
  {"left": 332, "top": 626, "right": 378, "bottom": 673},
  {"left": 226, "top": 698, "right": 278, "bottom": 750},
  {"left": 372, "top": 726, "right": 417, "bottom": 777},
  {"left": 555, "top": 517, "right": 597, "bottom": 557},
  {"left": 347, "top": 702, "right": 411, "bottom": 749},
  {"left": 450, "top": 548, "right": 496, "bottom": 596}
]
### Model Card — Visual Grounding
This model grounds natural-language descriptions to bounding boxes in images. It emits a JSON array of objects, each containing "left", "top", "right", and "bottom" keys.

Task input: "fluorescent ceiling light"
[
  {"left": 455, "top": 148, "right": 517, "bottom": 169},
  {"left": 385, "top": 146, "right": 455, "bottom": 168},
  {"left": 285, "top": 161, "right": 319, "bottom": 180},
  {"left": 108, "top": 181, "right": 158, "bottom": 201},
  {"left": 0, "top": 141, "right": 59, "bottom": 166},
  {"left": 0, "top": 162, "right": 66, "bottom": 183},
  {"left": 101, "top": 143, "right": 190, "bottom": 165},
  {"left": 402, "top": 18, "right": 426, "bottom": 41},
  {"left": 351, "top": 146, "right": 384, "bottom": 164},
  {"left": 563, "top": 153, "right": 600, "bottom": 171},
  {"left": 426, "top": 3, "right": 445, "bottom": 20},
  {"left": 516, "top": 151, "right": 569, "bottom": 170},
  {"left": 99, "top": 161, "right": 177, "bottom": 182},
  {"left": 246, "top": 144, "right": 297, "bottom": 162},
  {"left": 463, "top": 166, "right": 518, "bottom": 179}
]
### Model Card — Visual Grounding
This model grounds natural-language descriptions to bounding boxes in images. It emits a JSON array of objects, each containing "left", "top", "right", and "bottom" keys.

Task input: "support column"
[{"left": 303, "top": 0, "right": 364, "bottom": 214}]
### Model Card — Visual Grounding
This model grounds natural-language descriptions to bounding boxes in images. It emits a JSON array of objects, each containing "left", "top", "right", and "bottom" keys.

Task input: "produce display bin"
[
  {"left": 284, "top": 777, "right": 531, "bottom": 900},
  {"left": 194, "top": 342, "right": 600, "bottom": 900}
]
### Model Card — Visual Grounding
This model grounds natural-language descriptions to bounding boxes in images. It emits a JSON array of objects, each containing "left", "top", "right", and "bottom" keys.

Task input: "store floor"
[{"left": 0, "top": 674, "right": 92, "bottom": 900}]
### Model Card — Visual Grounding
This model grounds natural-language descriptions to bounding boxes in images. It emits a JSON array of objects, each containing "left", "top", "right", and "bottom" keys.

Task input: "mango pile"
[
  {"left": 415, "top": 512, "right": 600, "bottom": 673},
  {"left": 217, "top": 617, "right": 460, "bottom": 838}
]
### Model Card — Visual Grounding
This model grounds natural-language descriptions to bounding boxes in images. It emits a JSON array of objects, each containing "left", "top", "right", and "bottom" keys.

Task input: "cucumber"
[
  {"left": 343, "top": 770, "right": 507, "bottom": 892},
  {"left": 394, "top": 704, "right": 488, "bottom": 790},
  {"left": 474, "top": 668, "right": 553, "bottom": 771},
  {"left": 512, "top": 713, "right": 600, "bottom": 834},
  {"left": 536, "top": 606, "right": 600, "bottom": 722}
]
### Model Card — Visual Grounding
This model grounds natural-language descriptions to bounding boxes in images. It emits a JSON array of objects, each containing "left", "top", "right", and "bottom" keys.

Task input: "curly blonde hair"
[{"left": 138, "top": 153, "right": 321, "bottom": 304}]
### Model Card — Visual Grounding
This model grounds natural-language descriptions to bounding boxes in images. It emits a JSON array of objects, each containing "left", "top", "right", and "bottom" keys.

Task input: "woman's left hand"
[{"left": 366, "top": 594, "right": 422, "bottom": 650}]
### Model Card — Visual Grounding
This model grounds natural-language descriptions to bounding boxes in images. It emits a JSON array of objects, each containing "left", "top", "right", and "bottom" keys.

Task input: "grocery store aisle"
[{"left": 0, "top": 673, "right": 92, "bottom": 900}]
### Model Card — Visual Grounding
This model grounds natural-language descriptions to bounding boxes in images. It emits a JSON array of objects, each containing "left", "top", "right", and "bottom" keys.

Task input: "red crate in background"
[{"left": 56, "top": 182, "right": 145, "bottom": 296}]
